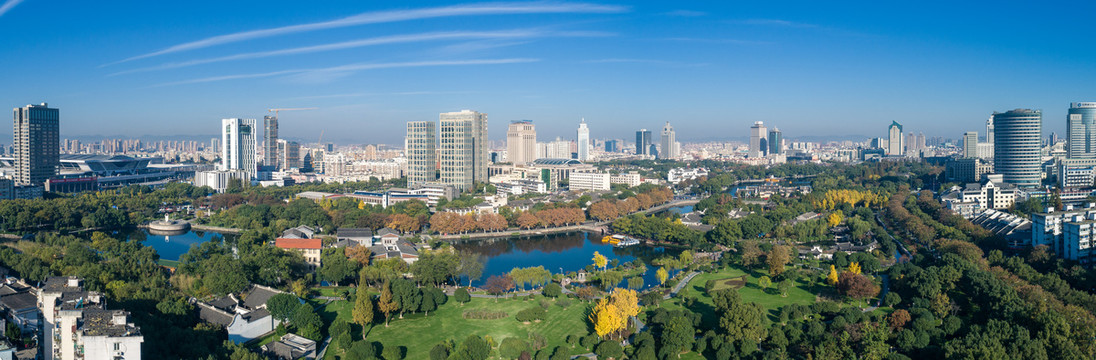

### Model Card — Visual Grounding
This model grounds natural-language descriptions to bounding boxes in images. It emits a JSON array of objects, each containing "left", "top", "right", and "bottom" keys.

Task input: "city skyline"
[{"left": 2, "top": 1, "right": 1095, "bottom": 144}]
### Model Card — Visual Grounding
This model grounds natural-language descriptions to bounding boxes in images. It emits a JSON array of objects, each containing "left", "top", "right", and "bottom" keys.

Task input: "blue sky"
[{"left": 1, "top": 0, "right": 1094, "bottom": 145}]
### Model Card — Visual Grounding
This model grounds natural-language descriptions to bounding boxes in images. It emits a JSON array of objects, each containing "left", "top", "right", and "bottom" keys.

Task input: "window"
[{"left": 114, "top": 342, "right": 121, "bottom": 351}]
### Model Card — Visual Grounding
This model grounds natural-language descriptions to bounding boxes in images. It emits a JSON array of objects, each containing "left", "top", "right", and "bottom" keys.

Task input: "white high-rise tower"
[
  {"left": 660, "top": 121, "right": 677, "bottom": 159},
  {"left": 221, "top": 118, "right": 257, "bottom": 178},
  {"left": 577, "top": 119, "right": 590, "bottom": 161},
  {"left": 749, "top": 121, "right": 767, "bottom": 158}
]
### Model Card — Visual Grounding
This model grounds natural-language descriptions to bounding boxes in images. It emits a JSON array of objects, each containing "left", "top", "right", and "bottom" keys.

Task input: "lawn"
[
  {"left": 660, "top": 266, "right": 818, "bottom": 328},
  {"left": 323, "top": 295, "right": 592, "bottom": 360}
]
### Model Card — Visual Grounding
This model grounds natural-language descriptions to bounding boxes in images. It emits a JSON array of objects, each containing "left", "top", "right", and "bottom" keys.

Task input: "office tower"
[
  {"left": 660, "top": 122, "right": 677, "bottom": 160},
  {"left": 438, "top": 110, "right": 487, "bottom": 190},
  {"left": 13, "top": 103, "right": 59, "bottom": 186},
  {"left": 749, "top": 121, "right": 767, "bottom": 158},
  {"left": 964, "top": 131, "right": 978, "bottom": 158},
  {"left": 1067, "top": 102, "right": 1096, "bottom": 159},
  {"left": 221, "top": 118, "right": 257, "bottom": 178},
  {"left": 577, "top": 119, "right": 590, "bottom": 161},
  {"left": 986, "top": 115, "right": 995, "bottom": 143},
  {"left": 277, "top": 139, "right": 301, "bottom": 169},
  {"left": 506, "top": 120, "right": 536, "bottom": 164},
  {"left": 264, "top": 115, "right": 279, "bottom": 168},
  {"left": 406, "top": 121, "right": 437, "bottom": 188},
  {"left": 604, "top": 139, "right": 619, "bottom": 153},
  {"left": 993, "top": 109, "right": 1042, "bottom": 188},
  {"left": 768, "top": 128, "right": 783, "bottom": 155},
  {"left": 887, "top": 121, "right": 904, "bottom": 156},
  {"left": 1050, "top": 132, "right": 1059, "bottom": 145},
  {"left": 210, "top": 138, "right": 219, "bottom": 153},
  {"left": 635, "top": 129, "right": 652, "bottom": 155}
]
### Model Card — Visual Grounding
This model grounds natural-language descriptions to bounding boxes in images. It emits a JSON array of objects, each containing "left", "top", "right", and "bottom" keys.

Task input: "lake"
[
  {"left": 452, "top": 231, "right": 681, "bottom": 290},
  {"left": 116, "top": 228, "right": 237, "bottom": 261}
]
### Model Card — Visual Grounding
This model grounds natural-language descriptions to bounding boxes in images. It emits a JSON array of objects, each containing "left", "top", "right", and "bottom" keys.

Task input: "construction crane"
[{"left": 267, "top": 107, "right": 317, "bottom": 118}]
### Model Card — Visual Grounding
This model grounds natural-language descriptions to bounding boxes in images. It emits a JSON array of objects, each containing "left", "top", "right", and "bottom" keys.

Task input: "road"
[{"left": 664, "top": 271, "right": 700, "bottom": 300}]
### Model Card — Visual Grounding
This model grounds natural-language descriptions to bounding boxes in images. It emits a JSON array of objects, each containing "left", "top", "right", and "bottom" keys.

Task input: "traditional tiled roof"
[{"left": 275, "top": 238, "right": 322, "bottom": 250}]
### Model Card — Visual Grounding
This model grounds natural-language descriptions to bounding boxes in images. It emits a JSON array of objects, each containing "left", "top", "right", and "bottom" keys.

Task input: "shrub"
[
  {"left": 543, "top": 283, "right": 563, "bottom": 297},
  {"left": 516, "top": 307, "right": 547, "bottom": 322},
  {"left": 595, "top": 341, "right": 624, "bottom": 360},
  {"left": 454, "top": 288, "right": 471, "bottom": 304},
  {"left": 499, "top": 338, "right": 530, "bottom": 359},
  {"left": 555, "top": 298, "right": 572, "bottom": 309},
  {"left": 463, "top": 309, "right": 508, "bottom": 320}
]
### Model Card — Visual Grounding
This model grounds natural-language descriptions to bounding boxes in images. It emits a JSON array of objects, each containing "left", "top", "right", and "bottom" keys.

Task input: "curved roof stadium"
[{"left": 532, "top": 158, "right": 583, "bottom": 165}]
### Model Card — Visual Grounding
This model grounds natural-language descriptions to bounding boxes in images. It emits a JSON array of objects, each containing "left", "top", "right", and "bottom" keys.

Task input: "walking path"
[{"left": 664, "top": 271, "right": 700, "bottom": 300}]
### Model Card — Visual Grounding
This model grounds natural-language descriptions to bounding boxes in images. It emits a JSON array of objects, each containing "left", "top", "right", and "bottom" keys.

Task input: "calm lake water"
[
  {"left": 452, "top": 231, "right": 681, "bottom": 289},
  {"left": 117, "top": 228, "right": 237, "bottom": 261}
]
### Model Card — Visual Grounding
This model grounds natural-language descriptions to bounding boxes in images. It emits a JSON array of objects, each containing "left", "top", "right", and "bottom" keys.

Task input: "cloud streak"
[
  {"left": 729, "top": 18, "right": 817, "bottom": 28},
  {"left": 110, "top": 2, "right": 627, "bottom": 65},
  {"left": 154, "top": 58, "right": 539, "bottom": 87},
  {"left": 110, "top": 29, "right": 611, "bottom": 76},
  {"left": 0, "top": 0, "right": 24, "bottom": 17}
]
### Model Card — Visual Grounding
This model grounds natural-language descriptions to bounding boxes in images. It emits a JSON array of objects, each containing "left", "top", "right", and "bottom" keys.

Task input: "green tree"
[
  {"left": 758, "top": 276, "right": 772, "bottom": 290},
  {"left": 542, "top": 283, "right": 563, "bottom": 298},
  {"left": 594, "top": 341, "right": 624, "bottom": 360},
  {"left": 661, "top": 316, "right": 695, "bottom": 356},
  {"left": 353, "top": 289, "right": 374, "bottom": 328},
  {"left": 499, "top": 338, "right": 531, "bottom": 359},
  {"left": 266, "top": 293, "right": 300, "bottom": 322},
  {"left": 454, "top": 288, "right": 471, "bottom": 305},
  {"left": 451, "top": 335, "right": 490, "bottom": 360},
  {"left": 777, "top": 278, "right": 793, "bottom": 297},
  {"left": 713, "top": 289, "right": 767, "bottom": 343}
]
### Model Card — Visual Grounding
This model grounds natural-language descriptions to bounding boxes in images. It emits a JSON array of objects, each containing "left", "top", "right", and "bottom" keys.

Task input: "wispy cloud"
[
  {"left": 110, "top": 29, "right": 611, "bottom": 76},
  {"left": 154, "top": 58, "right": 539, "bottom": 87},
  {"left": 660, "top": 37, "right": 771, "bottom": 45},
  {"left": 664, "top": 10, "right": 705, "bottom": 17},
  {"left": 287, "top": 90, "right": 481, "bottom": 100},
  {"left": 729, "top": 18, "right": 817, "bottom": 28},
  {"left": 581, "top": 58, "right": 707, "bottom": 67},
  {"left": 109, "top": 2, "right": 628, "bottom": 65},
  {"left": 0, "top": 0, "right": 24, "bottom": 18}
]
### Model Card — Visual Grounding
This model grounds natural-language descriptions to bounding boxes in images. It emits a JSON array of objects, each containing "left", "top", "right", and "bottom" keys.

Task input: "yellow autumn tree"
[
  {"left": 656, "top": 267, "right": 669, "bottom": 286},
  {"left": 589, "top": 298, "right": 623, "bottom": 339},
  {"left": 848, "top": 262, "right": 862, "bottom": 275},
  {"left": 827, "top": 265, "right": 839, "bottom": 286},
  {"left": 827, "top": 212, "right": 843, "bottom": 228},
  {"left": 611, "top": 288, "right": 640, "bottom": 320},
  {"left": 592, "top": 251, "right": 608, "bottom": 271}
]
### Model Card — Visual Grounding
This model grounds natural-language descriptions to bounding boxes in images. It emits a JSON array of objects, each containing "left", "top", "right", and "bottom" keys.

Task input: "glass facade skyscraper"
[
  {"left": 1067, "top": 102, "right": 1096, "bottom": 159},
  {"left": 993, "top": 109, "right": 1042, "bottom": 188}
]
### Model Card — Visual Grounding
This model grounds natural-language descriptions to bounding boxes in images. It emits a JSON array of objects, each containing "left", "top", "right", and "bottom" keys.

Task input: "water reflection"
[
  {"left": 112, "top": 228, "right": 237, "bottom": 261},
  {"left": 453, "top": 231, "right": 679, "bottom": 289}
]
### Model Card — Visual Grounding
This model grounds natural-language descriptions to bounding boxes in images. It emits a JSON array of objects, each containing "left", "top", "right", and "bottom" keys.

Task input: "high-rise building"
[
  {"left": 887, "top": 121, "right": 904, "bottom": 156},
  {"left": 277, "top": 139, "right": 301, "bottom": 169},
  {"left": 660, "top": 121, "right": 677, "bottom": 159},
  {"left": 264, "top": 115, "right": 279, "bottom": 168},
  {"left": 635, "top": 129, "right": 652, "bottom": 155},
  {"left": 604, "top": 139, "right": 619, "bottom": 153},
  {"left": 1067, "top": 102, "right": 1096, "bottom": 159},
  {"left": 964, "top": 131, "right": 978, "bottom": 158},
  {"left": 221, "top": 118, "right": 257, "bottom": 178},
  {"left": 506, "top": 120, "right": 536, "bottom": 164},
  {"left": 986, "top": 115, "right": 995, "bottom": 143},
  {"left": 13, "top": 103, "right": 59, "bottom": 186},
  {"left": 406, "top": 121, "right": 437, "bottom": 188},
  {"left": 993, "top": 109, "right": 1042, "bottom": 188},
  {"left": 749, "top": 121, "right": 767, "bottom": 158},
  {"left": 577, "top": 119, "right": 590, "bottom": 161},
  {"left": 768, "top": 128, "right": 783, "bottom": 155},
  {"left": 439, "top": 110, "right": 487, "bottom": 190}
]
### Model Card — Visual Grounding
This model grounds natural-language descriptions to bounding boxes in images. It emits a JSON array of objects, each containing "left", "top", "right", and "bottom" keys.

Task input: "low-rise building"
[
  {"left": 275, "top": 238, "right": 322, "bottom": 269},
  {"left": 194, "top": 169, "right": 250, "bottom": 193},
  {"left": 370, "top": 228, "right": 419, "bottom": 264},
  {"left": 262, "top": 333, "right": 317, "bottom": 360},
  {"left": 39, "top": 277, "right": 142, "bottom": 360},
  {"left": 335, "top": 228, "right": 373, "bottom": 248},
  {"left": 1061, "top": 216, "right": 1096, "bottom": 266},
  {"left": 568, "top": 171, "right": 610, "bottom": 191},
  {"left": 941, "top": 179, "right": 1017, "bottom": 218},
  {"left": 609, "top": 171, "right": 641, "bottom": 187},
  {"left": 196, "top": 285, "right": 286, "bottom": 344},
  {"left": 667, "top": 168, "right": 709, "bottom": 184}
]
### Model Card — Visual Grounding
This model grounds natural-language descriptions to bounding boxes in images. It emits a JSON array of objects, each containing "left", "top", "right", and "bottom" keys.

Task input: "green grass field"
[
  {"left": 661, "top": 266, "right": 818, "bottom": 328},
  {"left": 322, "top": 294, "right": 592, "bottom": 360}
]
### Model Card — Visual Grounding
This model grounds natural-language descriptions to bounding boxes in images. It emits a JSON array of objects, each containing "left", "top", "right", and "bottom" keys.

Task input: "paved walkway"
[
  {"left": 862, "top": 274, "right": 890, "bottom": 312},
  {"left": 664, "top": 271, "right": 700, "bottom": 300}
]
